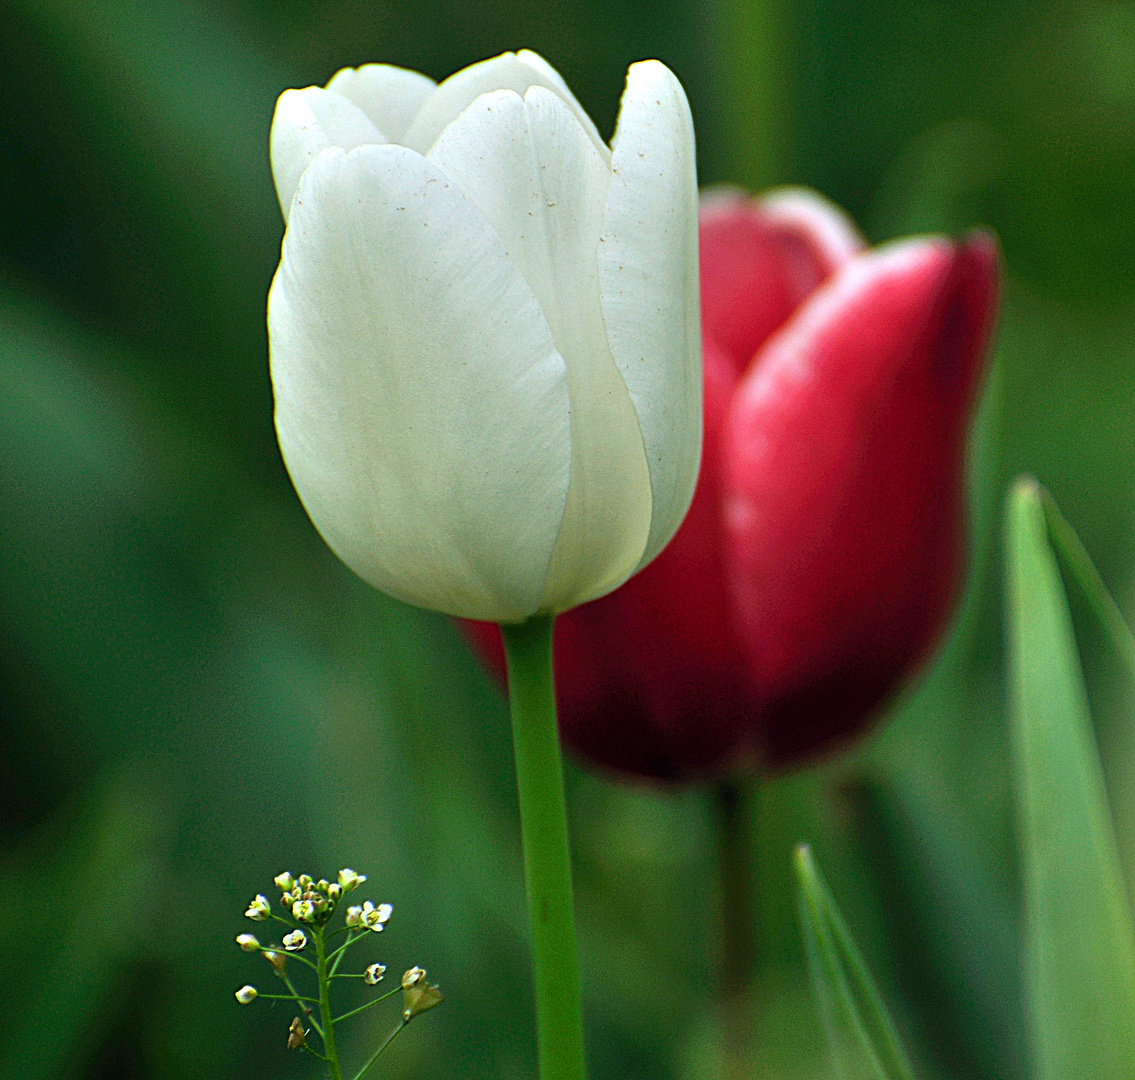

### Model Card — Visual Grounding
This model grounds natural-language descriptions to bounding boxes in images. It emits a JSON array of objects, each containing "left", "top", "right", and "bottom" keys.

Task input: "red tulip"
[{"left": 463, "top": 188, "right": 999, "bottom": 780}]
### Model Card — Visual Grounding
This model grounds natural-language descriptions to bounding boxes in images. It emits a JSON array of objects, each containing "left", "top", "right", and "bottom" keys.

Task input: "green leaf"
[
  {"left": 793, "top": 844, "right": 916, "bottom": 1080},
  {"left": 1040, "top": 485, "right": 1135, "bottom": 682},
  {"left": 1006, "top": 475, "right": 1135, "bottom": 1080}
]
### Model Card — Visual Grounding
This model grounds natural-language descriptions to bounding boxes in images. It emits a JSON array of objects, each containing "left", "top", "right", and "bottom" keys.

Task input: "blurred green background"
[{"left": 2, "top": 0, "right": 1135, "bottom": 1077}]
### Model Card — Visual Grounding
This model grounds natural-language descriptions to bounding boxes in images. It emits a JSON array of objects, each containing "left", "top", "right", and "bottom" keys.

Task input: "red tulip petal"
[
  {"left": 699, "top": 187, "right": 864, "bottom": 375},
  {"left": 722, "top": 232, "right": 999, "bottom": 768}
]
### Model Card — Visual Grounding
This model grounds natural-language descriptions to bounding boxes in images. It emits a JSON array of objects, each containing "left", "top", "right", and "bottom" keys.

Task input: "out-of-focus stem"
[
  {"left": 714, "top": 0, "right": 793, "bottom": 189},
  {"left": 715, "top": 775, "right": 757, "bottom": 1080},
  {"left": 500, "top": 615, "right": 588, "bottom": 1080}
]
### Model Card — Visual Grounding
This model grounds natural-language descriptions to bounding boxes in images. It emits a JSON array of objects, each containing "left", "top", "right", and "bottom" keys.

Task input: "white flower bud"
[
  {"left": 338, "top": 868, "right": 367, "bottom": 892},
  {"left": 327, "top": 882, "right": 342, "bottom": 901},
  {"left": 236, "top": 933, "right": 261, "bottom": 952},
  {"left": 235, "top": 985, "right": 259, "bottom": 1005},
  {"left": 245, "top": 895, "right": 271, "bottom": 921},
  {"left": 292, "top": 899, "right": 316, "bottom": 923},
  {"left": 345, "top": 905, "right": 362, "bottom": 927},
  {"left": 364, "top": 963, "right": 386, "bottom": 985},
  {"left": 283, "top": 929, "right": 308, "bottom": 952},
  {"left": 274, "top": 871, "right": 296, "bottom": 892}
]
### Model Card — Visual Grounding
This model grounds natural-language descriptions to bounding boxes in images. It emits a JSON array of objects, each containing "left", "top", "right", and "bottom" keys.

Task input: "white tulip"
[{"left": 268, "top": 51, "right": 701, "bottom": 621}]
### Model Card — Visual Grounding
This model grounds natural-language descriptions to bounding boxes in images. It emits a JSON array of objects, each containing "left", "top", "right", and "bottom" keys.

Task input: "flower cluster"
[
  {"left": 266, "top": 867, "right": 368, "bottom": 927},
  {"left": 233, "top": 867, "right": 439, "bottom": 1071}
]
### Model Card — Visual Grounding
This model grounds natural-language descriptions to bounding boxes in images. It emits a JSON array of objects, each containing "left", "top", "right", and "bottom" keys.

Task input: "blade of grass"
[
  {"left": 1040, "top": 485, "right": 1135, "bottom": 679},
  {"left": 793, "top": 844, "right": 916, "bottom": 1080},
  {"left": 1006, "top": 476, "right": 1135, "bottom": 1080}
]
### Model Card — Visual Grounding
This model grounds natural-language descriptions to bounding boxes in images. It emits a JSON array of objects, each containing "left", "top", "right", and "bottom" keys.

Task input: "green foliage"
[
  {"left": 1006, "top": 478, "right": 1135, "bottom": 1080},
  {"left": 794, "top": 844, "right": 916, "bottom": 1080}
]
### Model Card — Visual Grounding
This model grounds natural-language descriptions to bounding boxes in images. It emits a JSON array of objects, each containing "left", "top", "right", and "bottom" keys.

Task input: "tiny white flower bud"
[
  {"left": 327, "top": 882, "right": 342, "bottom": 901},
  {"left": 316, "top": 878, "right": 330, "bottom": 892},
  {"left": 292, "top": 899, "right": 316, "bottom": 923},
  {"left": 338, "top": 868, "right": 367, "bottom": 892},
  {"left": 298, "top": 874, "right": 313, "bottom": 889},
  {"left": 283, "top": 929, "right": 308, "bottom": 951},
  {"left": 274, "top": 871, "right": 296, "bottom": 892},
  {"left": 245, "top": 895, "right": 271, "bottom": 921},
  {"left": 364, "top": 963, "right": 386, "bottom": 985},
  {"left": 345, "top": 905, "right": 362, "bottom": 927},
  {"left": 236, "top": 933, "right": 260, "bottom": 952},
  {"left": 235, "top": 985, "right": 258, "bottom": 1005},
  {"left": 402, "top": 966, "right": 427, "bottom": 989},
  {"left": 263, "top": 949, "right": 288, "bottom": 976}
]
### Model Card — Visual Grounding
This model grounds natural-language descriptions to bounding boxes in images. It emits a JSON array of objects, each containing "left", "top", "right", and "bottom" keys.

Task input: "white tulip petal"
[
  {"left": 324, "top": 64, "right": 437, "bottom": 143},
  {"left": 268, "top": 145, "right": 572, "bottom": 621},
  {"left": 515, "top": 50, "right": 608, "bottom": 155},
  {"left": 428, "top": 87, "right": 652, "bottom": 610},
  {"left": 599, "top": 60, "right": 701, "bottom": 570},
  {"left": 403, "top": 51, "right": 609, "bottom": 163},
  {"left": 270, "top": 87, "right": 385, "bottom": 220}
]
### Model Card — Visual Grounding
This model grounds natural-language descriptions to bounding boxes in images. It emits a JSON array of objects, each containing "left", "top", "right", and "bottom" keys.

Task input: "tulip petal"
[
  {"left": 723, "top": 235, "right": 998, "bottom": 765},
  {"left": 270, "top": 87, "right": 385, "bottom": 220},
  {"left": 699, "top": 186, "right": 864, "bottom": 372},
  {"left": 402, "top": 50, "right": 608, "bottom": 162},
  {"left": 428, "top": 86, "right": 652, "bottom": 610},
  {"left": 599, "top": 60, "right": 701, "bottom": 571},
  {"left": 268, "top": 145, "right": 572, "bottom": 621},
  {"left": 325, "top": 64, "right": 437, "bottom": 143}
]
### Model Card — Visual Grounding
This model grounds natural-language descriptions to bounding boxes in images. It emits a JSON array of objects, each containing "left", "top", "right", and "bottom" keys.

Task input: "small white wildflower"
[
  {"left": 292, "top": 899, "right": 316, "bottom": 923},
  {"left": 283, "top": 929, "right": 308, "bottom": 952},
  {"left": 402, "top": 966, "right": 427, "bottom": 989},
  {"left": 338, "top": 868, "right": 367, "bottom": 892},
  {"left": 236, "top": 933, "right": 260, "bottom": 952},
  {"left": 274, "top": 871, "right": 296, "bottom": 892},
  {"left": 359, "top": 901, "right": 393, "bottom": 931},
  {"left": 364, "top": 963, "right": 386, "bottom": 985},
  {"left": 245, "top": 895, "right": 271, "bottom": 921},
  {"left": 345, "top": 905, "right": 362, "bottom": 927},
  {"left": 235, "top": 985, "right": 258, "bottom": 1004}
]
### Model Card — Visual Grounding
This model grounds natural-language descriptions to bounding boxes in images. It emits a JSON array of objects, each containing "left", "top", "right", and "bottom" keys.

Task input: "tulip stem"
[
  {"left": 500, "top": 615, "right": 588, "bottom": 1080},
  {"left": 715, "top": 776, "right": 756, "bottom": 1080}
]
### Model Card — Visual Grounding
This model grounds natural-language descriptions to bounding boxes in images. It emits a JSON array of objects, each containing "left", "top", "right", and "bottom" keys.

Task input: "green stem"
[
  {"left": 350, "top": 1020, "right": 407, "bottom": 1080},
  {"left": 315, "top": 928, "right": 344, "bottom": 1080},
  {"left": 333, "top": 985, "right": 402, "bottom": 1024},
  {"left": 329, "top": 931, "right": 359, "bottom": 974},
  {"left": 714, "top": 777, "right": 756, "bottom": 1080},
  {"left": 714, "top": 0, "right": 793, "bottom": 188},
  {"left": 500, "top": 616, "right": 588, "bottom": 1080},
  {"left": 282, "top": 971, "right": 323, "bottom": 1039}
]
